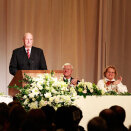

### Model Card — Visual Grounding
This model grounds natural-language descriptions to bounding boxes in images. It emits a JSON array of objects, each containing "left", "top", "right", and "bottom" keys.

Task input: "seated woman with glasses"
[{"left": 97, "top": 65, "right": 128, "bottom": 94}]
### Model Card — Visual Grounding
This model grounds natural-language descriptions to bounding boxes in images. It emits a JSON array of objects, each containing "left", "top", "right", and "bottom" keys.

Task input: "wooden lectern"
[{"left": 8, "top": 70, "right": 63, "bottom": 97}]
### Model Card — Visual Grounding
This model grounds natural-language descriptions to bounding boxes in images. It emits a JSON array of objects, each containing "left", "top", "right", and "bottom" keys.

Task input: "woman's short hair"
[{"left": 104, "top": 65, "right": 117, "bottom": 77}]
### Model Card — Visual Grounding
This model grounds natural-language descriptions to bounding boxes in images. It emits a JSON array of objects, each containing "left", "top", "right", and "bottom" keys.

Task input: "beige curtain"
[
  {"left": 107, "top": 0, "right": 131, "bottom": 91},
  {"left": 0, "top": 0, "right": 131, "bottom": 94}
]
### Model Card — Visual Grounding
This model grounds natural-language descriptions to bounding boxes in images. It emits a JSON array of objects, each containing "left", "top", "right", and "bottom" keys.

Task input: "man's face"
[
  {"left": 63, "top": 65, "right": 72, "bottom": 78},
  {"left": 23, "top": 33, "right": 33, "bottom": 48},
  {"left": 106, "top": 68, "right": 116, "bottom": 80}
]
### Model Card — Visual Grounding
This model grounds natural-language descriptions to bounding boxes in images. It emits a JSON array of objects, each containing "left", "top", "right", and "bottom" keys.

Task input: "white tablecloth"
[
  {"left": 75, "top": 96, "right": 131, "bottom": 131},
  {"left": 0, "top": 95, "right": 131, "bottom": 131},
  {"left": 0, "top": 95, "right": 13, "bottom": 104}
]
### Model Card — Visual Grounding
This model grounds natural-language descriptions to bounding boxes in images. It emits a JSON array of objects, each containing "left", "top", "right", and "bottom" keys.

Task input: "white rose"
[
  {"left": 89, "top": 88, "right": 93, "bottom": 93},
  {"left": 29, "top": 93, "right": 35, "bottom": 98},
  {"left": 50, "top": 87, "right": 57, "bottom": 94},
  {"left": 37, "top": 84, "right": 43, "bottom": 90},
  {"left": 86, "top": 82, "right": 92, "bottom": 89},
  {"left": 32, "top": 98, "right": 36, "bottom": 101},
  {"left": 55, "top": 96, "right": 60, "bottom": 103},
  {"left": 63, "top": 95, "right": 71, "bottom": 102},
  {"left": 23, "top": 95, "right": 27, "bottom": 99},
  {"left": 49, "top": 97, "right": 54, "bottom": 103},
  {"left": 44, "top": 92, "right": 52, "bottom": 98},
  {"left": 29, "top": 101, "right": 38, "bottom": 109},
  {"left": 45, "top": 86, "right": 50, "bottom": 90},
  {"left": 39, "top": 99, "right": 47, "bottom": 107},
  {"left": 23, "top": 98, "right": 29, "bottom": 105},
  {"left": 31, "top": 82, "right": 37, "bottom": 87}
]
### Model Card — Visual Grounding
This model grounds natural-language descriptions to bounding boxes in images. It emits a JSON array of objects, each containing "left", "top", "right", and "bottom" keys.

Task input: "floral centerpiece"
[
  {"left": 10, "top": 73, "right": 77, "bottom": 111},
  {"left": 75, "top": 79, "right": 102, "bottom": 97}
]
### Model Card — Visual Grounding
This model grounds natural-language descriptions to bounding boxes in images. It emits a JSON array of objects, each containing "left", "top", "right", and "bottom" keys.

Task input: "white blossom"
[
  {"left": 23, "top": 98, "right": 29, "bottom": 105},
  {"left": 44, "top": 92, "right": 52, "bottom": 98},
  {"left": 39, "top": 100, "right": 47, "bottom": 108},
  {"left": 29, "top": 101, "right": 38, "bottom": 109}
]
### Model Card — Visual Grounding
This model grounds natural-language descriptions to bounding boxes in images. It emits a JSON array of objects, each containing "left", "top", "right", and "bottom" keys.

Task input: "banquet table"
[
  {"left": 0, "top": 95, "right": 13, "bottom": 104},
  {"left": 0, "top": 95, "right": 131, "bottom": 131},
  {"left": 75, "top": 96, "right": 131, "bottom": 131}
]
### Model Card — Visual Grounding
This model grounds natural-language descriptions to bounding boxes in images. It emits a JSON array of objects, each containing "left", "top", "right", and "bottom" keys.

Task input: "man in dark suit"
[
  {"left": 9, "top": 32, "right": 47, "bottom": 76},
  {"left": 62, "top": 63, "right": 80, "bottom": 85}
]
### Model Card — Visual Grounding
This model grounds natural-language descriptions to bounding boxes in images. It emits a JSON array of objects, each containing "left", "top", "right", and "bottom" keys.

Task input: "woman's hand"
[{"left": 113, "top": 76, "right": 122, "bottom": 85}]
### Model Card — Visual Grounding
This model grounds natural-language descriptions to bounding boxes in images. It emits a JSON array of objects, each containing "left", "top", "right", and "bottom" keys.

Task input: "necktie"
[
  {"left": 27, "top": 49, "right": 30, "bottom": 59},
  {"left": 106, "top": 81, "right": 114, "bottom": 86}
]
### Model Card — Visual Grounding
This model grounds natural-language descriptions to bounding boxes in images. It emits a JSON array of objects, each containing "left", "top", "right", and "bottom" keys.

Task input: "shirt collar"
[
  {"left": 64, "top": 77, "right": 71, "bottom": 82},
  {"left": 25, "top": 48, "right": 31, "bottom": 53},
  {"left": 104, "top": 77, "right": 115, "bottom": 82}
]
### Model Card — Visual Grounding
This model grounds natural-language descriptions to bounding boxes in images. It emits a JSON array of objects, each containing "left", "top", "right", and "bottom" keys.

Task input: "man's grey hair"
[
  {"left": 23, "top": 32, "right": 33, "bottom": 39},
  {"left": 62, "top": 63, "right": 73, "bottom": 69}
]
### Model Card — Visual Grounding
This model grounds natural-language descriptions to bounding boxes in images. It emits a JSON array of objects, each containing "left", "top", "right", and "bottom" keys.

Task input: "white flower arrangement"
[
  {"left": 75, "top": 79, "right": 103, "bottom": 97},
  {"left": 15, "top": 73, "right": 77, "bottom": 111}
]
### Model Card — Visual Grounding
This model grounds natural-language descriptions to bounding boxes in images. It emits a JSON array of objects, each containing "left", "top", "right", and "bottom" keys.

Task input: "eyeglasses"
[
  {"left": 107, "top": 71, "right": 115, "bottom": 74},
  {"left": 63, "top": 68, "right": 71, "bottom": 71}
]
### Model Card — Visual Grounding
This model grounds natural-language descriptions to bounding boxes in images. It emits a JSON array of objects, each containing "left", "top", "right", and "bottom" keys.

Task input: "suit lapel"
[
  {"left": 30, "top": 46, "right": 35, "bottom": 60},
  {"left": 21, "top": 46, "right": 29, "bottom": 61}
]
